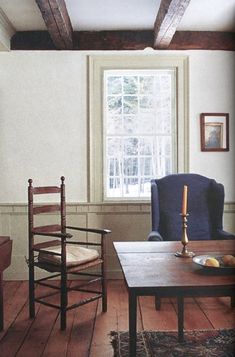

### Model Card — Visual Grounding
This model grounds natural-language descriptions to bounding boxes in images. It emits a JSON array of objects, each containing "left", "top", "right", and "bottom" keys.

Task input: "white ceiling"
[{"left": 0, "top": 0, "right": 235, "bottom": 32}]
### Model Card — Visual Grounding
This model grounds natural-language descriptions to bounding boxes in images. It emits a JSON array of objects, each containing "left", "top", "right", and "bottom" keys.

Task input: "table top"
[
  {"left": 113, "top": 240, "right": 235, "bottom": 293},
  {"left": 114, "top": 240, "right": 235, "bottom": 254}
]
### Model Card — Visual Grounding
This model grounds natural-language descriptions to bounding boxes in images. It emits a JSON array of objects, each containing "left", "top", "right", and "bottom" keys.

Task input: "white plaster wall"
[
  {"left": 0, "top": 50, "right": 234, "bottom": 203},
  {"left": 188, "top": 51, "right": 235, "bottom": 201},
  {"left": 0, "top": 51, "right": 88, "bottom": 202}
]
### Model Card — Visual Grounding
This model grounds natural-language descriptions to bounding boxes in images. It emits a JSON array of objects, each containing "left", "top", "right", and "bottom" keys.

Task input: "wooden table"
[
  {"left": 114, "top": 240, "right": 235, "bottom": 356},
  {"left": 0, "top": 236, "right": 12, "bottom": 330}
]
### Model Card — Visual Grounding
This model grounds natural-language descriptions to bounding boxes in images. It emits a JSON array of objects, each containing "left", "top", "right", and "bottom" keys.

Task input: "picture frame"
[{"left": 200, "top": 113, "right": 229, "bottom": 152}]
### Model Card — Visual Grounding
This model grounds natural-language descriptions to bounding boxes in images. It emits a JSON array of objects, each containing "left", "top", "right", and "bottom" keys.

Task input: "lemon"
[{"left": 204, "top": 257, "right": 220, "bottom": 267}]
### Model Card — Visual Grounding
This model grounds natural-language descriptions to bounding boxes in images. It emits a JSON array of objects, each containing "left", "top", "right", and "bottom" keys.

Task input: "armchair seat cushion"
[{"left": 38, "top": 245, "right": 99, "bottom": 267}]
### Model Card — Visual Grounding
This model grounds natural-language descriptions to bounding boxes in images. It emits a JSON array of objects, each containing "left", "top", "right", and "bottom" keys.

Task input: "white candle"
[{"left": 182, "top": 185, "right": 188, "bottom": 215}]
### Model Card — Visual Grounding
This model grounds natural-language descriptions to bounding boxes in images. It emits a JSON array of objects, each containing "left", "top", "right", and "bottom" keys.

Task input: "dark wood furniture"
[
  {"left": 114, "top": 240, "right": 235, "bottom": 356},
  {"left": 0, "top": 236, "right": 12, "bottom": 330},
  {"left": 28, "top": 177, "right": 111, "bottom": 330}
]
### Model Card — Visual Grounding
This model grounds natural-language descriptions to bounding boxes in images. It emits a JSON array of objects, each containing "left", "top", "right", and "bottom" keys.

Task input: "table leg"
[
  {"left": 129, "top": 290, "right": 137, "bottom": 356},
  {"left": 231, "top": 296, "right": 235, "bottom": 308},
  {"left": 177, "top": 296, "right": 184, "bottom": 342},
  {"left": 0, "top": 273, "right": 3, "bottom": 331}
]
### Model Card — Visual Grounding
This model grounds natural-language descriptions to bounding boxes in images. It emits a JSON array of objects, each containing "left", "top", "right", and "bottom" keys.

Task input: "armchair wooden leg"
[
  {"left": 101, "top": 273, "right": 107, "bottom": 312},
  {"left": 101, "top": 242, "right": 107, "bottom": 313},
  {"left": 155, "top": 296, "right": 161, "bottom": 310},
  {"left": 60, "top": 270, "right": 67, "bottom": 330},
  {"left": 29, "top": 264, "right": 35, "bottom": 318}
]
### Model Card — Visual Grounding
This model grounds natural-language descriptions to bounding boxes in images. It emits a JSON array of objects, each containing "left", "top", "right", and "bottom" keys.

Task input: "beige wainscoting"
[{"left": 1, "top": 202, "right": 235, "bottom": 280}]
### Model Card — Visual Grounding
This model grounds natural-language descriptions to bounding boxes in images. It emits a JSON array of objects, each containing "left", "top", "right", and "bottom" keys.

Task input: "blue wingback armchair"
[{"left": 148, "top": 173, "right": 235, "bottom": 242}]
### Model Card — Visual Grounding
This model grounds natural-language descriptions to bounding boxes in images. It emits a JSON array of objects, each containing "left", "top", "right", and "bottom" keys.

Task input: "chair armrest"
[
  {"left": 66, "top": 226, "right": 111, "bottom": 235},
  {"left": 215, "top": 229, "right": 235, "bottom": 240},
  {"left": 147, "top": 231, "right": 163, "bottom": 241},
  {"left": 32, "top": 231, "right": 73, "bottom": 239}
]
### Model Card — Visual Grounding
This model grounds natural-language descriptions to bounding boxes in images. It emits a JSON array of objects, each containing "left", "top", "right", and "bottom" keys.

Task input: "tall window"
[
  {"left": 89, "top": 55, "right": 189, "bottom": 202},
  {"left": 104, "top": 70, "right": 176, "bottom": 199}
]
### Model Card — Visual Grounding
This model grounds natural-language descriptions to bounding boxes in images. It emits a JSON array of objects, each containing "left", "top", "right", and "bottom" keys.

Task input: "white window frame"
[{"left": 89, "top": 55, "right": 189, "bottom": 203}]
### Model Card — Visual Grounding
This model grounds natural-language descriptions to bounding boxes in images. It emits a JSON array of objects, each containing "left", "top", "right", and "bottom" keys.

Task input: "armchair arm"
[
  {"left": 66, "top": 226, "right": 111, "bottom": 235},
  {"left": 32, "top": 231, "right": 73, "bottom": 239},
  {"left": 147, "top": 230, "right": 163, "bottom": 242},
  {"left": 214, "top": 229, "right": 235, "bottom": 240}
]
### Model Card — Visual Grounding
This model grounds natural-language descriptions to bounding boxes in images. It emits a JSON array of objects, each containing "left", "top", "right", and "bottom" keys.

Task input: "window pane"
[
  {"left": 123, "top": 158, "right": 138, "bottom": 176},
  {"left": 107, "top": 115, "right": 122, "bottom": 134},
  {"left": 107, "top": 137, "right": 121, "bottom": 155},
  {"left": 124, "top": 137, "right": 138, "bottom": 155},
  {"left": 107, "top": 178, "right": 121, "bottom": 197},
  {"left": 123, "top": 178, "right": 139, "bottom": 197},
  {"left": 140, "top": 157, "right": 152, "bottom": 175},
  {"left": 123, "top": 96, "right": 138, "bottom": 114},
  {"left": 139, "top": 138, "right": 152, "bottom": 155},
  {"left": 123, "top": 76, "right": 138, "bottom": 94},
  {"left": 108, "top": 158, "right": 120, "bottom": 176},
  {"left": 107, "top": 76, "right": 122, "bottom": 94},
  {"left": 123, "top": 116, "right": 136, "bottom": 134},
  {"left": 140, "top": 76, "right": 154, "bottom": 94},
  {"left": 139, "top": 96, "right": 154, "bottom": 112},
  {"left": 138, "top": 113, "right": 155, "bottom": 133},
  {"left": 107, "top": 96, "right": 122, "bottom": 114}
]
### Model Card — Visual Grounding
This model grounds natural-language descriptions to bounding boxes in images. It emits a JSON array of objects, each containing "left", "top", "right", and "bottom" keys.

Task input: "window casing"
[{"left": 89, "top": 55, "right": 189, "bottom": 202}]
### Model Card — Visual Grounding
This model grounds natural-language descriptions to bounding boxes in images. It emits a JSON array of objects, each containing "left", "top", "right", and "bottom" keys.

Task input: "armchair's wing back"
[{"left": 150, "top": 173, "right": 224, "bottom": 241}]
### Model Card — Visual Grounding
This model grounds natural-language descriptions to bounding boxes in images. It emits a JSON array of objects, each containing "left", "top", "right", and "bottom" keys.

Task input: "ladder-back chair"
[{"left": 28, "top": 176, "right": 111, "bottom": 330}]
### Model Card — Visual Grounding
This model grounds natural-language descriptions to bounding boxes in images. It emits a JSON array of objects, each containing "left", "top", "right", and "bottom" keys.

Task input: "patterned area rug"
[{"left": 111, "top": 329, "right": 235, "bottom": 357}]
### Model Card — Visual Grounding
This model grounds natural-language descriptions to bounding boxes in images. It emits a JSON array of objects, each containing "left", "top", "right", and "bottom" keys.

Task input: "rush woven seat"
[{"left": 38, "top": 245, "right": 99, "bottom": 267}]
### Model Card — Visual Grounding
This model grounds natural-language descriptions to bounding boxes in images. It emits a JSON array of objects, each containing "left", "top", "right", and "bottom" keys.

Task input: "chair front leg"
[
  {"left": 101, "top": 263, "right": 107, "bottom": 312},
  {"left": 101, "top": 233, "right": 107, "bottom": 312},
  {"left": 60, "top": 239, "right": 67, "bottom": 330},
  {"left": 60, "top": 270, "right": 67, "bottom": 330},
  {"left": 29, "top": 259, "right": 35, "bottom": 318}
]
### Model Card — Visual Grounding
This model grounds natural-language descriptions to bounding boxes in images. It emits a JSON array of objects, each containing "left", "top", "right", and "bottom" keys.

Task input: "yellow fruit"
[
  {"left": 204, "top": 257, "right": 220, "bottom": 267},
  {"left": 222, "top": 255, "right": 234, "bottom": 266}
]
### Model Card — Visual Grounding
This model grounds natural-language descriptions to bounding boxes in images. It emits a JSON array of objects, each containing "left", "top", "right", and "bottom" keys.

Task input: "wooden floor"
[{"left": 0, "top": 280, "right": 234, "bottom": 357}]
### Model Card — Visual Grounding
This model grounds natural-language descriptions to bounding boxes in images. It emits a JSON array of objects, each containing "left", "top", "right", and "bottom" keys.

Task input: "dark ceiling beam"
[
  {"left": 35, "top": 0, "right": 73, "bottom": 49},
  {"left": 154, "top": 0, "right": 191, "bottom": 49},
  {"left": 11, "top": 30, "right": 235, "bottom": 51},
  {"left": 168, "top": 31, "right": 235, "bottom": 50}
]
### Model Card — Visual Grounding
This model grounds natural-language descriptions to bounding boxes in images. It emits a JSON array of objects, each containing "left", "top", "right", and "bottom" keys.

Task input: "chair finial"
[
  {"left": 28, "top": 179, "right": 33, "bottom": 186},
  {"left": 61, "top": 176, "right": 65, "bottom": 183}
]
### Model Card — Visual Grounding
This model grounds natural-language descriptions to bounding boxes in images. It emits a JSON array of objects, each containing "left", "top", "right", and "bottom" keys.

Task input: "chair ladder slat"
[
  {"left": 33, "top": 224, "right": 61, "bottom": 233},
  {"left": 33, "top": 186, "right": 61, "bottom": 194},
  {"left": 33, "top": 204, "right": 61, "bottom": 214}
]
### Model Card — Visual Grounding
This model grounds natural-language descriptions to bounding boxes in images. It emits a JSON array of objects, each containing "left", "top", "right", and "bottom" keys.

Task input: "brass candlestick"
[{"left": 175, "top": 213, "right": 195, "bottom": 258}]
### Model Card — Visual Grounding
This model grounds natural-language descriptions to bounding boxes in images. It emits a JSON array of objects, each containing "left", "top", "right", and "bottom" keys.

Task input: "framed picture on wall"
[{"left": 200, "top": 113, "right": 229, "bottom": 152}]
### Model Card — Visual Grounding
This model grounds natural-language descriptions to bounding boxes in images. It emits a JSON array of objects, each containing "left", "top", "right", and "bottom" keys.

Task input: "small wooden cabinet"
[{"left": 0, "top": 236, "right": 12, "bottom": 330}]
